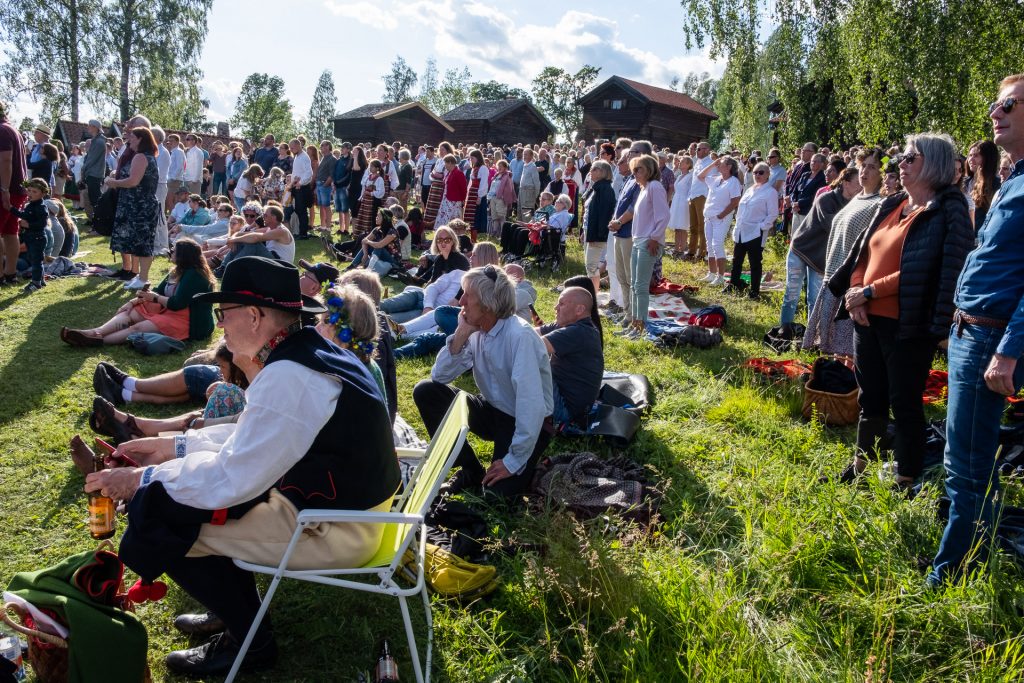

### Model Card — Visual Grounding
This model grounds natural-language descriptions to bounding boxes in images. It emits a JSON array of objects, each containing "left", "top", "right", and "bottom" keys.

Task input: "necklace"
[{"left": 252, "top": 322, "right": 302, "bottom": 367}]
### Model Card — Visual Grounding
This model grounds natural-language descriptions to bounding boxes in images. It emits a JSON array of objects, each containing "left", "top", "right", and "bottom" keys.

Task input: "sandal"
[
  {"left": 90, "top": 396, "right": 144, "bottom": 443},
  {"left": 70, "top": 434, "right": 98, "bottom": 477}
]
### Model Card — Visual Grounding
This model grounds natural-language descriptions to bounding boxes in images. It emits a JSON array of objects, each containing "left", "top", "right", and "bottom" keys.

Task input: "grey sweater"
[
  {"left": 81, "top": 134, "right": 107, "bottom": 179},
  {"left": 791, "top": 187, "right": 850, "bottom": 273}
]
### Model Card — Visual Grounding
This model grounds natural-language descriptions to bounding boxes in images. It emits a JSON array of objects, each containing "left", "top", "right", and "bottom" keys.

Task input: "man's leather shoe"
[
  {"left": 165, "top": 632, "right": 277, "bottom": 677},
  {"left": 92, "top": 365, "right": 123, "bottom": 406},
  {"left": 173, "top": 611, "right": 227, "bottom": 637}
]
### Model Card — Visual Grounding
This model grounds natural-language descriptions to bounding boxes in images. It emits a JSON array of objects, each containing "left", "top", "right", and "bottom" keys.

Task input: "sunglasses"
[
  {"left": 898, "top": 151, "right": 922, "bottom": 165},
  {"left": 436, "top": 236, "right": 453, "bottom": 244},
  {"left": 989, "top": 96, "right": 1020, "bottom": 115},
  {"left": 753, "top": 170, "right": 768, "bottom": 176}
]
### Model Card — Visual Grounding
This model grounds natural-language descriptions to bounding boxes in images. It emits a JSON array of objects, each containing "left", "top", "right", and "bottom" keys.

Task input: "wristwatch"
[{"left": 863, "top": 285, "right": 874, "bottom": 300}]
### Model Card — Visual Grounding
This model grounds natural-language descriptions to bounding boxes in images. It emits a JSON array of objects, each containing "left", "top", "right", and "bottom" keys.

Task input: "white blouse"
[{"left": 733, "top": 183, "right": 779, "bottom": 244}]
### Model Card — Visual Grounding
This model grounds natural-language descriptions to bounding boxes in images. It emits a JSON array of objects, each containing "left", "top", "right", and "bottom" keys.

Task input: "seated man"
[
  {"left": 216, "top": 204, "right": 295, "bottom": 276},
  {"left": 174, "top": 202, "right": 232, "bottom": 245},
  {"left": 85, "top": 256, "right": 400, "bottom": 677},
  {"left": 537, "top": 287, "right": 604, "bottom": 423},
  {"left": 413, "top": 265, "right": 553, "bottom": 497},
  {"left": 166, "top": 187, "right": 191, "bottom": 229}
]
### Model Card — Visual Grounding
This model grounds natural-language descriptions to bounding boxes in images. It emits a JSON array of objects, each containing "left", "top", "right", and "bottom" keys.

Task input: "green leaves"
[
  {"left": 531, "top": 65, "right": 601, "bottom": 142},
  {"left": 382, "top": 56, "right": 418, "bottom": 104},
  {"left": 231, "top": 73, "right": 295, "bottom": 143},
  {"left": 306, "top": 70, "right": 338, "bottom": 144}
]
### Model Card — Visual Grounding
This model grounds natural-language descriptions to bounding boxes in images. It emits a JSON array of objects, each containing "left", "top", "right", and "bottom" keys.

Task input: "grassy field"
[{"left": 2, "top": 217, "right": 1024, "bottom": 682}]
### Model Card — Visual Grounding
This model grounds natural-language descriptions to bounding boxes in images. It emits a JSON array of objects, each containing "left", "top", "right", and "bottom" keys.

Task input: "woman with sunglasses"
[
  {"left": 379, "top": 225, "right": 470, "bottom": 323},
  {"left": 826, "top": 133, "right": 974, "bottom": 490},
  {"left": 725, "top": 161, "right": 779, "bottom": 298}
]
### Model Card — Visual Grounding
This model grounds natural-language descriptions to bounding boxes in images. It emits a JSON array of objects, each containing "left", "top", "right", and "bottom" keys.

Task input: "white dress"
[{"left": 668, "top": 171, "right": 693, "bottom": 230}]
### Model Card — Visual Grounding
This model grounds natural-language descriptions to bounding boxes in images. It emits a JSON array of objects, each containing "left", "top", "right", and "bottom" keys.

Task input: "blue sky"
[{"left": 9, "top": 0, "right": 724, "bottom": 127}]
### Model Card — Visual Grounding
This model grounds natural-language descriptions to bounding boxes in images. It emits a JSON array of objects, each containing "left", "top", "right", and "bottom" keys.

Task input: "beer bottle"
[
  {"left": 374, "top": 638, "right": 399, "bottom": 683},
  {"left": 529, "top": 303, "right": 544, "bottom": 327},
  {"left": 88, "top": 455, "right": 116, "bottom": 540}
]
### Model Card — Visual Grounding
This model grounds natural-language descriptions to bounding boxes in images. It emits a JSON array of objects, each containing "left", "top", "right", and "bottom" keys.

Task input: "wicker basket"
[
  {"left": 802, "top": 357, "right": 859, "bottom": 426},
  {"left": 2, "top": 602, "right": 69, "bottom": 683}
]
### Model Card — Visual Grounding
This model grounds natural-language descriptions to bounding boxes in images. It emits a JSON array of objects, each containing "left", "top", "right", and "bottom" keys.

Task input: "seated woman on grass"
[
  {"left": 60, "top": 238, "right": 215, "bottom": 347},
  {"left": 316, "top": 282, "right": 387, "bottom": 404}
]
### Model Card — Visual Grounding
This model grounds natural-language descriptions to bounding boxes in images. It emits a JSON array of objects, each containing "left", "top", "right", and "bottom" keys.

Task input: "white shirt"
[
  {"left": 704, "top": 175, "right": 743, "bottom": 220},
  {"left": 689, "top": 155, "right": 715, "bottom": 200},
  {"left": 234, "top": 175, "right": 252, "bottom": 200},
  {"left": 148, "top": 361, "right": 339, "bottom": 509},
  {"left": 733, "top": 183, "right": 780, "bottom": 243},
  {"left": 362, "top": 174, "right": 385, "bottom": 199},
  {"left": 156, "top": 146, "right": 171, "bottom": 183},
  {"left": 520, "top": 161, "right": 540, "bottom": 190},
  {"left": 183, "top": 146, "right": 204, "bottom": 182},
  {"left": 432, "top": 316, "right": 553, "bottom": 474},
  {"left": 417, "top": 157, "right": 437, "bottom": 186},
  {"left": 423, "top": 269, "right": 464, "bottom": 309},
  {"left": 292, "top": 151, "right": 313, "bottom": 186},
  {"left": 267, "top": 231, "right": 295, "bottom": 262},
  {"left": 473, "top": 165, "right": 489, "bottom": 196},
  {"left": 168, "top": 147, "right": 185, "bottom": 181},
  {"left": 170, "top": 201, "right": 189, "bottom": 223}
]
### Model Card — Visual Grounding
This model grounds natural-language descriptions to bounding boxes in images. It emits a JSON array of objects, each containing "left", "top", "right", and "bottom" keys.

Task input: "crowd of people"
[{"left": 0, "top": 70, "right": 1022, "bottom": 676}]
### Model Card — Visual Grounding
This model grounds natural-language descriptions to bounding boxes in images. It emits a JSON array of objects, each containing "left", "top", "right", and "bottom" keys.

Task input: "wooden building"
[
  {"left": 578, "top": 76, "right": 718, "bottom": 149},
  {"left": 331, "top": 102, "right": 454, "bottom": 148},
  {"left": 442, "top": 99, "right": 555, "bottom": 146}
]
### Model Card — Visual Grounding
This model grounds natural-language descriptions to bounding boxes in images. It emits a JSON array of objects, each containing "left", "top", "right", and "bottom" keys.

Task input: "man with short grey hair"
[
  {"left": 81, "top": 119, "right": 107, "bottom": 218},
  {"left": 413, "top": 265, "right": 553, "bottom": 498}
]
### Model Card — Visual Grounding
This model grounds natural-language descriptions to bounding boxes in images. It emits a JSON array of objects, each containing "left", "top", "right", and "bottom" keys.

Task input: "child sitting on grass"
[{"left": 12, "top": 178, "right": 50, "bottom": 293}]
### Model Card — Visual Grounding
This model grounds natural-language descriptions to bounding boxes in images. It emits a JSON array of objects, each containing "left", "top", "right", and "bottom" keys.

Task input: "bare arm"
[
  {"left": 0, "top": 150, "right": 12, "bottom": 210},
  {"left": 108, "top": 154, "right": 147, "bottom": 189},
  {"left": 697, "top": 158, "right": 720, "bottom": 181}
]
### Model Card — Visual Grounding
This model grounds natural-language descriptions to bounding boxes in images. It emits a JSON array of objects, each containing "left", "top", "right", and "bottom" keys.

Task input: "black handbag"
[{"left": 92, "top": 187, "right": 118, "bottom": 236}]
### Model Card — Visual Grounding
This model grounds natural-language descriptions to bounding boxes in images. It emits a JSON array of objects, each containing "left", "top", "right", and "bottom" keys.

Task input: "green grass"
[{"left": 3, "top": 217, "right": 1024, "bottom": 682}]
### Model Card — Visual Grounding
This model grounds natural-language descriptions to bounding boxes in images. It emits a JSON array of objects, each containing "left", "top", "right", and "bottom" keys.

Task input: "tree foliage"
[
  {"left": 531, "top": 65, "right": 601, "bottom": 142},
  {"left": 231, "top": 73, "right": 295, "bottom": 142},
  {"left": 382, "top": 56, "right": 418, "bottom": 104},
  {"left": 307, "top": 70, "right": 337, "bottom": 143},
  {"left": 91, "top": 0, "right": 213, "bottom": 125},
  {"left": 0, "top": 0, "right": 101, "bottom": 122},
  {"left": 420, "top": 66, "right": 473, "bottom": 116},
  {"left": 682, "top": 0, "right": 1024, "bottom": 151},
  {"left": 468, "top": 81, "right": 530, "bottom": 102},
  {"left": 671, "top": 71, "right": 720, "bottom": 109}
]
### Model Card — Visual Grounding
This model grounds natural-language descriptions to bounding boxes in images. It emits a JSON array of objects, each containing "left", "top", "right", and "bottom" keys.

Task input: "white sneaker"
[
  {"left": 699, "top": 272, "right": 716, "bottom": 283},
  {"left": 709, "top": 274, "right": 725, "bottom": 286},
  {"left": 124, "top": 276, "right": 148, "bottom": 291}
]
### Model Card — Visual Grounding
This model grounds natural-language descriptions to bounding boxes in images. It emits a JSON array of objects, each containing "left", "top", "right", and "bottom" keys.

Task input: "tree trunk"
[
  {"left": 118, "top": 1, "right": 135, "bottom": 123},
  {"left": 69, "top": 0, "right": 80, "bottom": 120}
]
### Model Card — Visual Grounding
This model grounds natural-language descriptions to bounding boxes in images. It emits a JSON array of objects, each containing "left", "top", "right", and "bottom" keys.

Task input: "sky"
[{"left": 8, "top": 0, "right": 725, "bottom": 129}]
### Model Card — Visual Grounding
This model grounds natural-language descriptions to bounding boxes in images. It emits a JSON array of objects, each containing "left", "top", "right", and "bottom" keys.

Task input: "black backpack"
[{"left": 92, "top": 187, "right": 118, "bottom": 236}]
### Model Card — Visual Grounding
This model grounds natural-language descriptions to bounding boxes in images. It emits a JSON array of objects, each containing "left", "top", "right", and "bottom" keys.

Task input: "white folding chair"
[{"left": 225, "top": 392, "right": 470, "bottom": 683}]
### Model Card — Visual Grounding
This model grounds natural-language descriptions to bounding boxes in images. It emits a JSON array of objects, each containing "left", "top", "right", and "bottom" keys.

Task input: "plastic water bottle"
[{"left": 0, "top": 625, "right": 26, "bottom": 682}]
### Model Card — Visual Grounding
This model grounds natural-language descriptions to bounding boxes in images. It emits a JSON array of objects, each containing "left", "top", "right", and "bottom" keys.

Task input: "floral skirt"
[{"left": 435, "top": 199, "right": 463, "bottom": 229}]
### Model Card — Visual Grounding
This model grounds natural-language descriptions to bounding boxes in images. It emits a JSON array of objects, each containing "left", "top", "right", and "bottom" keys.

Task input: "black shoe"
[
  {"left": 93, "top": 365, "right": 124, "bottom": 406},
  {"left": 117, "top": 269, "right": 137, "bottom": 281},
  {"left": 165, "top": 632, "right": 277, "bottom": 678},
  {"left": 174, "top": 612, "right": 227, "bottom": 637},
  {"left": 97, "top": 361, "right": 129, "bottom": 387}
]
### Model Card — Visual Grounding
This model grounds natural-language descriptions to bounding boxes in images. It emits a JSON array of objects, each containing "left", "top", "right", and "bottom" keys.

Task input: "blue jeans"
[
  {"left": 212, "top": 172, "right": 227, "bottom": 197},
  {"left": 434, "top": 305, "right": 459, "bottom": 334},
  {"left": 780, "top": 248, "right": 823, "bottom": 326},
  {"left": 24, "top": 232, "right": 46, "bottom": 283},
  {"left": 630, "top": 238, "right": 662, "bottom": 323},
  {"left": 552, "top": 383, "right": 573, "bottom": 425},
  {"left": 380, "top": 287, "right": 424, "bottom": 324},
  {"left": 929, "top": 323, "right": 1024, "bottom": 585},
  {"left": 394, "top": 332, "right": 447, "bottom": 359},
  {"left": 334, "top": 185, "right": 349, "bottom": 212},
  {"left": 316, "top": 182, "right": 332, "bottom": 206}
]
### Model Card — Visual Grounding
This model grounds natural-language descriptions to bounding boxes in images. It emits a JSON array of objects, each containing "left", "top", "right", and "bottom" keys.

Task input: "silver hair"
[
  {"left": 590, "top": 159, "right": 613, "bottom": 181},
  {"left": 463, "top": 266, "right": 516, "bottom": 319},
  {"left": 127, "top": 114, "right": 151, "bottom": 129},
  {"left": 632, "top": 139, "right": 654, "bottom": 154},
  {"left": 555, "top": 193, "right": 573, "bottom": 208},
  {"left": 150, "top": 126, "right": 165, "bottom": 143},
  {"left": 753, "top": 161, "right": 770, "bottom": 176},
  {"left": 906, "top": 132, "right": 957, "bottom": 190},
  {"left": 719, "top": 156, "right": 739, "bottom": 177}
]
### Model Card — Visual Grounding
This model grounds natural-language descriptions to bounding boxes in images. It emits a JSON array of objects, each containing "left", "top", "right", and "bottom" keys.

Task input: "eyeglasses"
[
  {"left": 989, "top": 97, "right": 1020, "bottom": 116},
  {"left": 214, "top": 305, "right": 265, "bottom": 322},
  {"left": 898, "top": 151, "right": 922, "bottom": 165},
  {"left": 243, "top": 212, "right": 257, "bottom": 217},
  {"left": 753, "top": 170, "right": 768, "bottom": 176},
  {"left": 436, "top": 236, "right": 453, "bottom": 244},
  {"left": 218, "top": 208, "right": 232, "bottom": 213}
]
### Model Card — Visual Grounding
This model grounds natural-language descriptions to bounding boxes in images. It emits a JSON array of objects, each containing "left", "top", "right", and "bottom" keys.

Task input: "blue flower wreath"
[{"left": 323, "top": 283, "right": 375, "bottom": 360}]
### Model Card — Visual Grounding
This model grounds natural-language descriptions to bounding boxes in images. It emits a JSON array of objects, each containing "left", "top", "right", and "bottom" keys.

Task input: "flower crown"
[{"left": 323, "top": 283, "right": 375, "bottom": 360}]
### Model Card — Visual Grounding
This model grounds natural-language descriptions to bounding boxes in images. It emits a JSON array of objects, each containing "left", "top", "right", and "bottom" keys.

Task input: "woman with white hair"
[
  {"left": 697, "top": 155, "right": 743, "bottom": 285},
  {"left": 725, "top": 161, "right": 778, "bottom": 298},
  {"left": 826, "top": 132, "right": 975, "bottom": 489}
]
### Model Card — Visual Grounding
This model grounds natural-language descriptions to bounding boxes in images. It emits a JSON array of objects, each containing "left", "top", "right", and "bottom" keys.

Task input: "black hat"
[
  {"left": 195, "top": 256, "right": 326, "bottom": 314},
  {"left": 298, "top": 258, "right": 340, "bottom": 285}
]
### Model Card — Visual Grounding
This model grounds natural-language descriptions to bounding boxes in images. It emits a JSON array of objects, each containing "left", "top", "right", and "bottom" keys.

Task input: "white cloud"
[
  {"left": 199, "top": 77, "right": 243, "bottom": 123},
  {"left": 324, "top": 0, "right": 399, "bottom": 29}
]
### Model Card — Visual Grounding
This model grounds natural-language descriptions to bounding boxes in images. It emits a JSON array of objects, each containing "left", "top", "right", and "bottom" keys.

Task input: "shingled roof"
[
  {"left": 333, "top": 101, "right": 454, "bottom": 131},
  {"left": 443, "top": 100, "right": 523, "bottom": 121},
  {"left": 580, "top": 76, "right": 718, "bottom": 119}
]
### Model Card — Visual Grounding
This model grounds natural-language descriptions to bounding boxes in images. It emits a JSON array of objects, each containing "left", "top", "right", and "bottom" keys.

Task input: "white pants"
[
  {"left": 606, "top": 231, "right": 623, "bottom": 304},
  {"left": 154, "top": 182, "right": 169, "bottom": 255},
  {"left": 703, "top": 214, "right": 731, "bottom": 259}
]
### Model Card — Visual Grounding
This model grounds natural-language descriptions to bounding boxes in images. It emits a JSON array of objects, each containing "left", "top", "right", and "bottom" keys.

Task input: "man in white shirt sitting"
[
  {"left": 85, "top": 256, "right": 399, "bottom": 677},
  {"left": 413, "top": 265, "right": 553, "bottom": 498}
]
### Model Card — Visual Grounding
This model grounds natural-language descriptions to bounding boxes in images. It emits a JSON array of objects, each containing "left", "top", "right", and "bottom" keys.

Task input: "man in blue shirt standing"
[
  {"left": 607, "top": 142, "right": 648, "bottom": 323},
  {"left": 929, "top": 72, "right": 1024, "bottom": 587}
]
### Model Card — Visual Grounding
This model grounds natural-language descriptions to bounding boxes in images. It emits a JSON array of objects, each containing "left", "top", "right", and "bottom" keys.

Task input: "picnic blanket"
[{"left": 531, "top": 452, "right": 660, "bottom": 525}]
